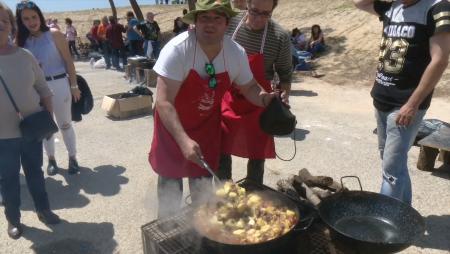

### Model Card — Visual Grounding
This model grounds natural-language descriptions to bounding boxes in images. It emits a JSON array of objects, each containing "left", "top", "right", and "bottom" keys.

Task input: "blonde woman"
[{"left": 0, "top": 1, "right": 60, "bottom": 239}]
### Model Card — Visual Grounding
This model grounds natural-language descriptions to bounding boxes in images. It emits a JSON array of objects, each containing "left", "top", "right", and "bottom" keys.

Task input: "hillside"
[{"left": 47, "top": 0, "right": 450, "bottom": 98}]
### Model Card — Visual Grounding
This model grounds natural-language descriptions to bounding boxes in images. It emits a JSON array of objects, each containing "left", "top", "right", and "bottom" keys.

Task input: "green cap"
[{"left": 182, "top": 0, "right": 238, "bottom": 24}]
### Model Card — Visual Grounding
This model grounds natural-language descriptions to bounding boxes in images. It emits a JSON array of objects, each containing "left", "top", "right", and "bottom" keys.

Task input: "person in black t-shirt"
[
  {"left": 134, "top": 12, "right": 161, "bottom": 59},
  {"left": 352, "top": 0, "right": 450, "bottom": 205}
]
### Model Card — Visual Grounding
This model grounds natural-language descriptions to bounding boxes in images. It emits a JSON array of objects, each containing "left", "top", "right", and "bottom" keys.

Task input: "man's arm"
[
  {"left": 155, "top": 76, "right": 203, "bottom": 165},
  {"left": 238, "top": 79, "right": 275, "bottom": 108},
  {"left": 275, "top": 32, "right": 293, "bottom": 104},
  {"left": 396, "top": 32, "right": 450, "bottom": 126},
  {"left": 133, "top": 24, "right": 143, "bottom": 38},
  {"left": 51, "top": 30, "right": 81, "bottom": 102},
  {"left": 352, "top": 0, "right": 378, "bottom": 16}
]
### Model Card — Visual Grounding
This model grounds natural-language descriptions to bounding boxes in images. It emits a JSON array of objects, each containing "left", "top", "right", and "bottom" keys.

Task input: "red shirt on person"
[
  {"left": 90, "top": 25, "right": 99, "bottom": 42},
  {"left": 106, "top": 23, "right": 126, "bottom": 49}
]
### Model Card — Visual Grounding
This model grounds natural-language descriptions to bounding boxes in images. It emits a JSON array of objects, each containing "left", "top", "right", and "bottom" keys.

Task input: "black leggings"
[{"left": 217, "top": 154, "right": 265, "bottom": 184}]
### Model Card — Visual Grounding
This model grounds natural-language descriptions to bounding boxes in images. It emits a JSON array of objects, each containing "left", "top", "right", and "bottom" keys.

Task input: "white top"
[{"left": 153, "top": 30, "right": 253, "bottom": 86}]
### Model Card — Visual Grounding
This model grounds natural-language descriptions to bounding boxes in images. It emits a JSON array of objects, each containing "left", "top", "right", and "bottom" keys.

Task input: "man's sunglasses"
[
  {"left": 17, "top": 1, "right": 36, "bottom": 10},
  {"left": 205, "top": 63, "right": 217, "bottom": 89}
]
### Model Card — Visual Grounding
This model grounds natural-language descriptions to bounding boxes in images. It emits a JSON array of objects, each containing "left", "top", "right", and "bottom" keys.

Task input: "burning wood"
[{"left": 277, "top": 168, "right": 344, "bottom": 206}]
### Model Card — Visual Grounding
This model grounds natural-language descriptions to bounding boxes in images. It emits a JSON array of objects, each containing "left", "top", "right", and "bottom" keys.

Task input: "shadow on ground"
[
  {"left": 414, "top": 215, "right": 450, "bottom": 252},
  {"left": 431, "top": 163, "right": 450, "bottom": 180},
  {"left": 21, "top": 165, "right": 128, "bottom": 211},
  {"left": 290, "top": 90, "right": 318, "bottom": 97},
  {"left": 276, "top": 128, "right": 310, "bottom": 142},
  {"left": 22, "top": 220, "right": 117, "bottom": 254}
]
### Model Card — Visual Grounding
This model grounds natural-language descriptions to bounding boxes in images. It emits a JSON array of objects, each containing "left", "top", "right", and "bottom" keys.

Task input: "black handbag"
[
  {"left": 0, "top": 74, "right": 58, "bottom": 142},
  {"left": 259, "top": 96, "right": 297, "bottom": 136}
]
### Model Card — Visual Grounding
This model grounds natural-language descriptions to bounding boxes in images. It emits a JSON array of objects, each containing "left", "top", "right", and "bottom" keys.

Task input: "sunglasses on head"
[
  {"left": 205, "top": 63, "right": 217, "bottom": 89},
  {"left": 17, "top": 1, "right": 36, "bottom": 10}
]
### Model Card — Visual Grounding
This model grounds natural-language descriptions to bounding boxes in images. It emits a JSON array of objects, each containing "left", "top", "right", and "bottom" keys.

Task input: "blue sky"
[{"left": 3, "top": 0, "right": 157, "bottom": 12}]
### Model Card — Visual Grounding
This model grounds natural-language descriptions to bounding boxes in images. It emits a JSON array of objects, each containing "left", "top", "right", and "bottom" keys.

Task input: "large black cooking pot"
[
  {"left": 318, "top": 176, "right": 425, "bottom": 254},
  {"left": 127, "top": 56, "right": 155, "bottom": 69},
  {"left": 192, "top": 179, "right": 315, "bottom": 254}
]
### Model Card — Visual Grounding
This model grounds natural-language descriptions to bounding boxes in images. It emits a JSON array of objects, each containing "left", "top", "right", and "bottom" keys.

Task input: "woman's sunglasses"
[
  {"left": 17, "top": 1, "right": 36, "bottom": 10},
  {"left": 205, "top": 63, "right": 217, "bottom": 89}
]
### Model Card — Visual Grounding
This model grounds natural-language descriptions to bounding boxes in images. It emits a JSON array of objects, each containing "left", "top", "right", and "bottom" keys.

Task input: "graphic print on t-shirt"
[{"left": 371, "top": 0, "right": 450, "bottom": 110}]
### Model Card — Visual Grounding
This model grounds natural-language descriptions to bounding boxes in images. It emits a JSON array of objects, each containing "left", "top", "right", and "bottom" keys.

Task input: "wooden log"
[
  {"left": 295, "top": 168, "right": 343, "bottom": 192},
  {"left": 276, "top": 178, "right": 302, "bottom": 200},
  {"left": 311, "top": 187, "right": 333, "bottom": 199},
  {"left": 417, "top": 146, "right": 439, "bottom": 171},
  {"left": 292, "top": 178, "right": 321, "bottom": 205},
  {"left": 297, "top": 168, "right": 333, "bottom": 188},
  {"left": 301, "top": 183, "right": 321, "bottom": 206},
  {"left": 444, "top": 150, "right": 450, "bottom": 165}
]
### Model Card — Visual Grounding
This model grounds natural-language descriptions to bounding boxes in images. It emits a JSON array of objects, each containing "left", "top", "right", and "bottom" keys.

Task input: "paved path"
[{"left": 1, "top": 62, "right": 449, "bottom": 254}]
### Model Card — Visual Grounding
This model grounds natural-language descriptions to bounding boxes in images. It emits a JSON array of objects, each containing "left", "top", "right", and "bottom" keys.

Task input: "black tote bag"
[
  {"left": 0, "top": 74, "right": 58, "bottom": 142},
  {"left": 259, "top": 96, "right": 297, "bottom": 136}
]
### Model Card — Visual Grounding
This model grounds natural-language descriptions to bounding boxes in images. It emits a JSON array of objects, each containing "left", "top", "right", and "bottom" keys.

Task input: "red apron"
[
  {"left": 149, "top": 48, "right": 231, "bottom": 178},
  {"left": 221, "top": 15, "right": 275, "bottom": 159}
]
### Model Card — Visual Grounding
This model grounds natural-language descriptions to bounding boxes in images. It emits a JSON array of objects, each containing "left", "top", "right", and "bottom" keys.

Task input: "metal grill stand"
[{"left": 142, "top": 180, "right": 355, "bottom": 254}]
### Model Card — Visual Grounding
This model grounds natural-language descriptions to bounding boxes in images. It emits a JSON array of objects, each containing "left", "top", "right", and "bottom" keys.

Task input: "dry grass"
[{"left": 47, "top": 0, "right": 450, "bottom": 98}]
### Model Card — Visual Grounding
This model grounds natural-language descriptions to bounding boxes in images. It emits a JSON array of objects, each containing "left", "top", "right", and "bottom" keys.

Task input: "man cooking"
[
  {"left": 218, "top": 0, "right": 292, "bottom": 184},
  {"left": 149, "top": 0, "right": 276, "bottom": 218}
]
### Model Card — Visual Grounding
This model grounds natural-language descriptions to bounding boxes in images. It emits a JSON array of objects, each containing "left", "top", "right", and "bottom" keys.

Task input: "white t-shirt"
[{"left": 153, "top": 30, "right": 253, "bottom": 86}]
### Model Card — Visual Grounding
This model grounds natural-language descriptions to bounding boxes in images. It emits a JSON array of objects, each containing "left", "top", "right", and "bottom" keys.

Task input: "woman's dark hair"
[
  {"left": 291, "top": 28, "right": 300, "bottom": 37},
  {"left": 15, "top": 1, "right": 49, "bottom": 47},
  {"left": 311, "top": 24, "right": 322, "bottom": 40},
  {"left": 65, "top": 18, "right": 72, "bottom": 25}
]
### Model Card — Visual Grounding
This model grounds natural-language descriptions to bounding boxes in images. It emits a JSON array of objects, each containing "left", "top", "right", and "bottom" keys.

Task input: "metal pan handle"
[
  {"left": 340, "top": 176, "right": 363, "bottom": 191},
  {"left": 292, "top": 216, "right": 315, "bottom": 232}
]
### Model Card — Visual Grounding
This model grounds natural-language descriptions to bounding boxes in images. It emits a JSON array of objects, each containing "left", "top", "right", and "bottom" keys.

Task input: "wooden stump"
[
  {"left": 417, "top": 146, "right": 439, "bottom": 171},
  {"left": 442, "top": 150, "right": 450, "bottom": 165}
]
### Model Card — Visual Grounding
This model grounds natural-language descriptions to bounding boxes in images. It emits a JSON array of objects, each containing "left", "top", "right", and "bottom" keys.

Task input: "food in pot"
[{"left": 194, "top": 182, "right": 298, "bottom": 244}]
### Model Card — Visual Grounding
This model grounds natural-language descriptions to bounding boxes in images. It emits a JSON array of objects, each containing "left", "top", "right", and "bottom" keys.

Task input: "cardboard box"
[{"left": 101, "top": 93, "right": 153, "bottom": 119}]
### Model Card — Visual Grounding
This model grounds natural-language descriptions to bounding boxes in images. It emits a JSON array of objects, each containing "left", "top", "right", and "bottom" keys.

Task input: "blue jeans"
[
  {"left": 144, "top": 40, "right": 160, "bottom": 59},
  {"left": 308, "top": 42, "right": 325, "bottom": 56},
  {"left": 0, "top": 138, "right": 50, "bottom": 225},
  {"left": 128, "top": 40, "right": 143, "bottom": 56},
  {"left": 101, "top": 41, "right": 112, "bottom": 68},
  {"left": 375, "top": 108, "right": 426, "bottom": 205},
  {"left": 111, "top": 47, "right": 127, "bottom": 69}
]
